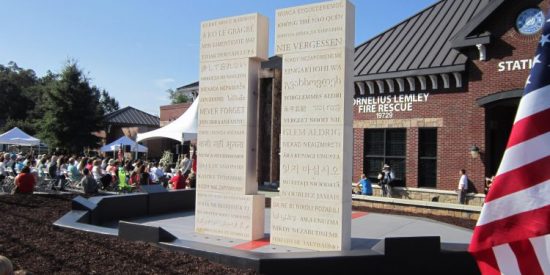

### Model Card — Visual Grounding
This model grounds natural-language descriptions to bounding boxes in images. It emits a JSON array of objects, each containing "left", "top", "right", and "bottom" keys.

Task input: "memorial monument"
[
  {"left": 195, "top": 13, "right": 268, "bottom": 240},
  {"left": 270, "top": 0, "right": 355, "bottom": 251}
]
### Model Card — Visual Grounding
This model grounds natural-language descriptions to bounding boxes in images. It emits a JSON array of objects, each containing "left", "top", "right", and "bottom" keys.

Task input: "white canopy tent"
[
  {"left": 100, "top": 136, "right": 148, "bottom": 153},
  {"left": 0, "top": 127, "right": 41, "bottom": 146},
  {"left": 137, "top": 96, "right": 199, "bottom": 143}
]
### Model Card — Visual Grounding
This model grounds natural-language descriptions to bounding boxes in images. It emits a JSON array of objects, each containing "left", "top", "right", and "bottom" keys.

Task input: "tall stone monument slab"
[
  {"left": 196, "top": 13, "right": 268, "bottom": 240},
  {"left": 270, "top": 0, "right": 355, "bottom": 251}
]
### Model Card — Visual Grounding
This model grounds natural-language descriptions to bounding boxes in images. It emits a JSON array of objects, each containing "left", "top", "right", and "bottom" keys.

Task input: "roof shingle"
[{"left": 104, "top": 107, "right": 159, "bottom": 126}]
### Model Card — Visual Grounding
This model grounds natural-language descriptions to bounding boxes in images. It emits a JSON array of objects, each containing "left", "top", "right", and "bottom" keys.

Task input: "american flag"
[{"left": 468, "top": 13, "right": 550, "bottom": 275}]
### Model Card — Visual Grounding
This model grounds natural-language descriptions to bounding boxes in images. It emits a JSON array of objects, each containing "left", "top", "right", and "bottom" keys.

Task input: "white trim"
[
  {"left": 406, "top": 77, "right": 416, "bottom": 91},
  {"left": 441, "top": 73, "right": 450, "bottom": 88},
  {"left": 385, "top": 79, "right": 395, "bottom": 93},
  {"left": 514, "top": 85, "right": 550, "bottom": 123},
  {"left": 477, "top": 179, "right": 550, "bottom": 226},
  {"left": 493, "top": 243, "right": 521, "bottom": 275},
  {"left": 530, "top": 234, "right": 550, "bottom": 275},
  {"left": 497, "top": 132, "right": 550, "bottom": 176},
  {"left": 429, "top": 75, "right": 438, "bottom": 89},
  {"left": 366, "top": 81, "right": 375, "bottom": 95},
  {"left": 396, "top": 78, "right": 405, "bottom": 92},
  {"left": 356, "top": 82, "right": 366, "bottom": 95},
  {"left": 376, "top": 80, "right": 385, "bottom": 94},
  {"left": 418, "top": 75, "right": 427, "bottom": 90},
  {"left": 453, "top": 72, "right": 462, "bottom": 88}
]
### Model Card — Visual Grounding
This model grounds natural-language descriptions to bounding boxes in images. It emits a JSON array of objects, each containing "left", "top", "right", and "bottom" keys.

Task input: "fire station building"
[{"left": 352, "top": 0, "right": 547, "bottom": 193}]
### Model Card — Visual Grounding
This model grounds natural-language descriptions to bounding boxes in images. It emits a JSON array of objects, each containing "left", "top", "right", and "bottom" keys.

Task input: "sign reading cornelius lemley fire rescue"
[{"left": 354, "top": 93, "right": 429, "bottom": 119}]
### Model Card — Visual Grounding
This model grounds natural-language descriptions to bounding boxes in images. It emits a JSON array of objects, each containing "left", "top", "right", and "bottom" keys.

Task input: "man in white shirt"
[
  {"left": 458, "top": 169, "right": 468, "bottom": 204},
  {"left": 180, "top": 154, "right": 191, "bottom": 174}
]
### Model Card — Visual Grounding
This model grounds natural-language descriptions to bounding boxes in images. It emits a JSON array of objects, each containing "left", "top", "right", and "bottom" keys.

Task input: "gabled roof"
[
  {"left": 104, "top": 106, "right": 160, "bottom": 126},
  {"left": 354, "top": 0, "right": 490, "bottom": 81},
  {"left": 177, "top": 81, "right": 199, "bottom": 91},
  {"left": 450, "top": 0, "right": 505, "bottom": 48}
]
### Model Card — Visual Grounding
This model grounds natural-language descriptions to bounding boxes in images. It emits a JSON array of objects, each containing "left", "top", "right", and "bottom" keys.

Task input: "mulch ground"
[
  {"left": 0, "top": 193, "right": 476, "bottom": 274},
  {"left": 0, "top": 194, "right": 257, "bottom": 274}
]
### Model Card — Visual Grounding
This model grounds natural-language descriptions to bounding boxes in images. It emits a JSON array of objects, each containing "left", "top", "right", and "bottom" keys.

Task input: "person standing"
[
  {"left": 180, "top": 154, "right": 191, "bottom": 174},
  {"left": 382, "top": 164, "right": 394, "bottom": 197},
  {"left": 458, "top": 169, "right": 468, "bottom": 204}
]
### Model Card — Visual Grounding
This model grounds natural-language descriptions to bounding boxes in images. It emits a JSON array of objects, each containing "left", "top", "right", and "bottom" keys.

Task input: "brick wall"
[
  {"left": 352, "top": 0, "right": 547, "bottom": 192},
  {"left": 159, "top": 102, "right": 192, "bottom": 125}
]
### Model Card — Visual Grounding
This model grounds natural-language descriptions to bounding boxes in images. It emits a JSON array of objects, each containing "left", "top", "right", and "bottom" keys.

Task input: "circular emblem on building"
[{"left": 516, "top": 8, "right": 545, "bottom": 35}]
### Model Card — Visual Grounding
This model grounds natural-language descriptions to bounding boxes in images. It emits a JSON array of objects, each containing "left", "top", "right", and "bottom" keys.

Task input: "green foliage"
[
  {"left": 39, "top": 61, "right": 105, "bottom": 152},
  {"left": 0, "top": 60, "right": 120, "bottom": 154},
  {"left": 0, "top": 62, "right": 39, "bottom": 131},
  {"left": 167, "top": 88, "right": 190, "bottom": 104},
  {"left": 100, "top": 89, "right": 120, "bottom": 114},
  {"left": 159, "top": 150, "right": 173, "bottom": 168}
]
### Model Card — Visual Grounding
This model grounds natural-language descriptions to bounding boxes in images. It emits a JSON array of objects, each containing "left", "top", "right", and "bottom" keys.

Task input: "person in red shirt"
[
  {"left": 169, "top": 170, "right": 186, "bottom": 190},
  {"left": 14, "top": 166, "right": 36, "bottom": 194}
]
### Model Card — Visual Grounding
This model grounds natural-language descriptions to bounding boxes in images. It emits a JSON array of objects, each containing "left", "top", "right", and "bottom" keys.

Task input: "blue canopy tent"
[{"left": 100, "top": 136, "right": 148, "bottom": 153}]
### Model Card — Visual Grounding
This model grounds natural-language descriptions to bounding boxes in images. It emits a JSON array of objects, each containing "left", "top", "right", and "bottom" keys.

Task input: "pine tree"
[{"left": 39, "top": 62, "right": 104, "bottom": 153}]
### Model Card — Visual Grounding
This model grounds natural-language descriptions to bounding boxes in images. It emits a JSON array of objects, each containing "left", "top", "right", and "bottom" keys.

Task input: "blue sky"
[{"left": 1, "top": 0, "right": 437, "bottom": 115}]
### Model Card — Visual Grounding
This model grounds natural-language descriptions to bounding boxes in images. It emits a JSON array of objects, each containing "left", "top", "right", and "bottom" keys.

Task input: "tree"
[
  {"left": 167, "top": 88, "right": 190, "bottom": 104},
  {"left": 38, "top": 61, "right": 104, "bottom": 153},
  {"left": 0, "top": 62, "right": 39, "bottom": 132},
  {"left": 100, "top": 89, "right": 120, "bottom": 114}
]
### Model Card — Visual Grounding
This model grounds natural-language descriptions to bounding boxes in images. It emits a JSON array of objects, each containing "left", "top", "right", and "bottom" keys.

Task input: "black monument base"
[{"left": 55, "top": 191, "right": 480, "bottom": 274}]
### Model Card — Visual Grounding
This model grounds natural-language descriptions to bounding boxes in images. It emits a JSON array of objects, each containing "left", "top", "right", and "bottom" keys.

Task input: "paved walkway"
[{"left": 130, "top": 208, "right": 472, "bottom": 254}]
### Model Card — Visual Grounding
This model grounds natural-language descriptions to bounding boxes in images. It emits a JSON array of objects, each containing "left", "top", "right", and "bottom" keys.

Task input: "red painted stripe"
[
  {"left": 352, "top": 211, "right": 368, "bottom": 219},
  {"left": 486, "top": 155, "right": 550, "bottom": 202},
  {"left": 510, "top": 239, "right": 544, "bottom": 275},
  {"left": 507, "top": 107, "right": 550, "bottom": 148},
  {"left": 469, "top": 204, "right": 550, "bottom": 252},
  {"left": 232, "top": 238, "right": 270, "bottom": 251},
  {"left": 471, "top": 249, "right": 500, "bottom": 275}
]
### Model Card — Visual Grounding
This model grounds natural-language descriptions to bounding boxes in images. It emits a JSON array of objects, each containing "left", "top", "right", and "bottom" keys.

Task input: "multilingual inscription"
[
  {"left": 195, "top": 192, "right": 264, "bottom": 239},
  {"left": 201, "top": 13, "right": 268, "bottom": 61},
  {"left": 195, "top": 13, "right": 267, "bottom": 241},
  {"left": 270, "top": 198, "right": 344, "bottom": 250},
  {"left": 271, "top": 0, "right": 354, "bottom": 251},
  {"left": 281, "top": 49, "right": 346, "bottom": 125},
  {"left": 275, "top": 0, "right": 351, "bottom": 55}
]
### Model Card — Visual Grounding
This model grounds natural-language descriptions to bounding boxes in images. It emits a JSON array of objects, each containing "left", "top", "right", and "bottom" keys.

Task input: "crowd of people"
[{"left": 0, "top": 150, "right": 198, "bottom": 195}]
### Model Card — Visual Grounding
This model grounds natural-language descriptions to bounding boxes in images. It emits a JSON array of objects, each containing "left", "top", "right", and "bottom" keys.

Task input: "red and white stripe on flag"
[{"left": 468, "top": 11, "right": 550, "bottom": 275}]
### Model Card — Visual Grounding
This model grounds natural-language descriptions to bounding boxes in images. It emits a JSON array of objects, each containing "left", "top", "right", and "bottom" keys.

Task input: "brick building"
[
  {"left": 352, "top": 0, "right": 547, "bottom": 193},
  {"left": 167, "top": 0, "right": 546, "bottom": 194}
]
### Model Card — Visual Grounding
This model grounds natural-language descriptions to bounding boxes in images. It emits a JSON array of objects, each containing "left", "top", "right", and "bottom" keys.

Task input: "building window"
[
  {"left": 364, "top": 129, "right": 406, "bottom": 186},
  {"left": 418, "top": 128, "right": 437, "bottom": 188}
]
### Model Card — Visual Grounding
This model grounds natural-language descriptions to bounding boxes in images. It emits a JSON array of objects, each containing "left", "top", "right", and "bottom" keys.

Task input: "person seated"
[
  {"left": 128, "top": 170, "right": 140, "bottom": 189},
  {"left": 67, "top": 157, "right": 81, "bottom": 182},
  {"left": 358, "top": 174, "right": 373, "bottom": 195},
  {"left": 80, "top": 168, "right": 98, "bottom": 195},
  {"left": 138, "top": 165, "right": 151, "bottom": 186},
  {"left": 169, "top": 170, "right": 186, "bottom": 190},
  {"left": 13, "top": 166, "right": 36, "bottom": 194},
  {"left": 117, "top": 165, "right": 132, "bottom": 192}
]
